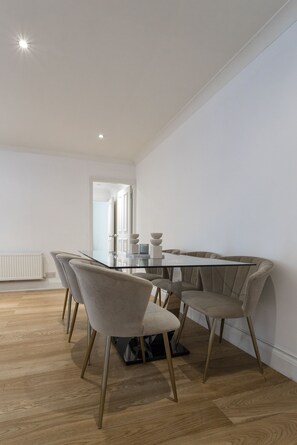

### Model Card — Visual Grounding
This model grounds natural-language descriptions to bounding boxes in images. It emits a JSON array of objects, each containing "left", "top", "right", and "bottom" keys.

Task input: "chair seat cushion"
[
  {"left": 151, "top": 278, "right": 170, "bottom": 290},
  {"left": 142, "top": 302, "right": 180, "bottom": 336},
  {"left": 181, "top": 290, "right": 244, "bottom": 319},
  {"left": 133, "top": 272, "right": 163, "bottom": 282},
  {"left": 152, "top": 278, "right": 198, "bottom": 294}
]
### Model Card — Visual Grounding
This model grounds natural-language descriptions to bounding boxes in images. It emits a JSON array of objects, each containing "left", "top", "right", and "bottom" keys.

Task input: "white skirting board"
[{"left": 0, "top": 278, "right": 62, "bottom": 292}]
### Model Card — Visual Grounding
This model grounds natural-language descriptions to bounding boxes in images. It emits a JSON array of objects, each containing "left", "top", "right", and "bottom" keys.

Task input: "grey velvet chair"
[
  {"left": 178, "top": 256, "right": 274, "bottom": 382},
  {"left": 50, "top": 251, "right": 81, "bottom": 333},
  {"left": 133, "top": 249, "right": 180, "bottom": 305},
  {"left": 57, "top": 253, "right": 89, "bottom": 342},
  {"left": 152, "top": 251, "right": 219, "bottom": 308},
  {"left": 70, "top": 259, "right": 180, "bottom": 429}
]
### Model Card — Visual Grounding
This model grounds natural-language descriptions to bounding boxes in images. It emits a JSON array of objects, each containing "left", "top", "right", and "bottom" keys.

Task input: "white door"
[
  {"left": 116, "top": 186, "right": 132, "bottom": 254},
  {"left": 107, "top": 197, "right": 115, "bottom": 252},
  {"left": 92, "top": 201, "right": 109, "bottom": 252}
]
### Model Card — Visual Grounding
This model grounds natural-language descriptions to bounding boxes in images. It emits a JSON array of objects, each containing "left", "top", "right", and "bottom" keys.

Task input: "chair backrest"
[
  {"left": 70, "top": 260, "right": 153, "bottom": 337},
  {"left": 50, "top": 250, "right": 79, "bottom": 288},
  {"left": 57, "top": 254, "right": 85, "bottom": 304},
  {"left": 145, "top": 249, "right": 180, "bottom": 278},
  {"left": 200, "top": 256, "right": 274, "bottom": 315},
  {"left": 181, "top": 251, "right": 220, "bottom": 290}
]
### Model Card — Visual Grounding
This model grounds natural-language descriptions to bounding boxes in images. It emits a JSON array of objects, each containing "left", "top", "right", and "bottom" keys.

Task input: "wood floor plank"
[
  {"left": 0, "top": 400, "right": 232, "bottom": 445},
  {"left": 161, "top": 413, "right": 297, "bottom": 445},
  {"left": 0, "top": 289, "right": 296, "bottom": 444},
  {"left": 214, "top": 380, "right": 297, "bottom": 424}
]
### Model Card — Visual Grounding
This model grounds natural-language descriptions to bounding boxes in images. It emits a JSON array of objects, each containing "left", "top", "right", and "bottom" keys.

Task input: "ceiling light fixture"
[
  {"left": 98, "top": 134, "right": 104, "bottom": 140},
  {"left": 19, "top": 38, "right": 29, "bottom": 50}
]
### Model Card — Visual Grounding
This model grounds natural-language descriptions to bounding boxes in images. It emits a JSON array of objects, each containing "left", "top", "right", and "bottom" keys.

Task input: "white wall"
[
  {"left": 136, "top": 22, "right": 297, "bottom": 380},
  {"left": 0, "top": 149, "right": 135, "bottom": 289}
]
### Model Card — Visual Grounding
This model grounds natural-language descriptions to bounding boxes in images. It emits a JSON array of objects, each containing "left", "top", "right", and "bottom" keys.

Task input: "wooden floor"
[{"left": 1, "top": 290, "right": 297, "bottom": 445}]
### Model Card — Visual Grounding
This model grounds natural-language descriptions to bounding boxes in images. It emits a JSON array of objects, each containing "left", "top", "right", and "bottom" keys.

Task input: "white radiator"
[{"left": 0, "top": 253, "right": 43, "bottom": 281}]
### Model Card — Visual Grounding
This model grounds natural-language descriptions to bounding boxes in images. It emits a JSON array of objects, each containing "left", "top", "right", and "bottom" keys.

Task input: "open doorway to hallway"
[{"left": 92, "top": 181, "right": 134, "bottom": 254}]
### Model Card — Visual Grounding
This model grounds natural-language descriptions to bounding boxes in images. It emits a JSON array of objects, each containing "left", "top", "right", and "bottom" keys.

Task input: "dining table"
[{"left": 80, "top": 250, "right": 255, "bottom": 365}]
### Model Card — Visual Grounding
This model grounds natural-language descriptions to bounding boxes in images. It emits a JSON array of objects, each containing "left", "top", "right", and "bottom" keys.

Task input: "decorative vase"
[
  {"left": 149, "top": 233, "right": 163, "bottom": 258},
  {"left": 128, "top": 234, "right": 139, "bottom": 254}
]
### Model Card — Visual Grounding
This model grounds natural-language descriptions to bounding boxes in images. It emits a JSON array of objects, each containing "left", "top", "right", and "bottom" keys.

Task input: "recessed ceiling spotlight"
[
  {"left": 98, "top": 134, "right": 104, "bottom": 140},
  {"left": 19, "top": 38, "right": 29, "bottom": 50}
]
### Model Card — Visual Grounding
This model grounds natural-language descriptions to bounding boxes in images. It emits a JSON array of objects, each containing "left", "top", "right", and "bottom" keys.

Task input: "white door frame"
[{"left": 89, "top": 177, "right": 136, "bottom": 252}]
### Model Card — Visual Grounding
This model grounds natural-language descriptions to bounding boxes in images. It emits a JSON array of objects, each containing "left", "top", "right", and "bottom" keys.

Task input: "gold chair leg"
[
  {"left": 62, "top": 288, "right": 69, "bottom": 320},
  {"left": 163, "top": 291, "right": 172, "bottom": 309},
  {"left": 153, "top": 287, "right": 162, "bottom": 306},
  {"left": 175, "top": 304, "right": 189, "bottom": 344},
  {"left": 162, "top": 332, "right": 178, "bottom": 402},
  {"left": 87, "top": 320, "right": 92, "bottom": 365},
  {"left": 203, "top": 318, "right": 217, "bottom": 383},
  {"left": 153, "top": 287, "right": 159, "bottom": 304},
  {"left": 140, "top": 336, "right": 146, "bottom": 363},
  {"left": 81, "top": 330, "right": 97, "bottom": 378},
  {"left": 246, "top": 316, "right": 264, "bottom": 375},
  {"left": 158, "top": 288, "right": 162, "bottom": 306},
  {"left": 98, "top": 336, "right": 112, "bottom": 429},
  {"left": 205, "top": 315, "right": 211, "bottom": 331},
  {"left": 219, "top": 319, "right": 225, "bottom": 343},
  {"left": 66, "top": 292, "right": 72, "bottom": 334},
  {"left": 87, "top": 320, "right": 92, "bottom": 344},
  {"left": 68, "top": 302, "right": 79, "bottom": 342}
]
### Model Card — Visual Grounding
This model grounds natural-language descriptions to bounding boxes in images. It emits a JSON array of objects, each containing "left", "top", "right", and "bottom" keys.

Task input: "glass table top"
[{"left": 80, "top": 250, "right": 254, "bottom": 269}]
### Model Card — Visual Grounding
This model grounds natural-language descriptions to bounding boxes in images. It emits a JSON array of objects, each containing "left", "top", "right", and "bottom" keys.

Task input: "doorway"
[{"left": 91, "top": 181, "right": 134, "bottom": 254}]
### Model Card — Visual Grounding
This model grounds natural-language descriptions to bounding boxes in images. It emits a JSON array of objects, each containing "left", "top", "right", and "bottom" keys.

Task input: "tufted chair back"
[
  {"left": 70, "top": 259, "right": 153, "bottom": 337},
  {"left": 50, "top": 251, "right": 78, "bottom": 288},
  {"left": 200, "top": 256, "right": 274, "bottom": 316},
  {"left": 145, "top": 249, "right": 180, "bottom": 278},
  {"left": 57, "top": 254, "right": 85, "bottom": 304},
  {"left": 181, "top": 251, "right": 221, "bottom": 290}
]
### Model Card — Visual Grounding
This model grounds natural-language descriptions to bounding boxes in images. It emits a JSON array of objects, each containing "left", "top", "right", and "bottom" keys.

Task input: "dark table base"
[{"left": 111, "top": 331, "right": 189, "bottom": 365}]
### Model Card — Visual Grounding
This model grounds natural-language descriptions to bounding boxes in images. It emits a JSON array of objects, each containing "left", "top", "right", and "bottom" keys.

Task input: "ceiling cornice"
[
  {"left": 0, "top": 144, "right": 135, "bottom": 166},
  {"left": 135, "top": 0, "right": 297, "bottom": 164}
]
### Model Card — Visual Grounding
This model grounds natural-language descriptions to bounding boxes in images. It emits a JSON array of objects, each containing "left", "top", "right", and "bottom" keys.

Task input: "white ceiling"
[{"left": 0, "top": 0, "right": 292, "bottom": 164}]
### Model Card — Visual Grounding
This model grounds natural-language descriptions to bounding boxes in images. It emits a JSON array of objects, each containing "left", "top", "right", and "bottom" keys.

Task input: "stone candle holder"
[
  {"left": 128, "top": 234, "right": 139, "bottom": 254},
  {"left": 149, "top": 232, "right": 163, "bottom": 258}
]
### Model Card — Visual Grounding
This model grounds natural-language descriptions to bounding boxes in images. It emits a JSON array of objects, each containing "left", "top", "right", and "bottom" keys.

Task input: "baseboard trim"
[{"left": 0, "top": 279, "right": 62, "bottom": 292}]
